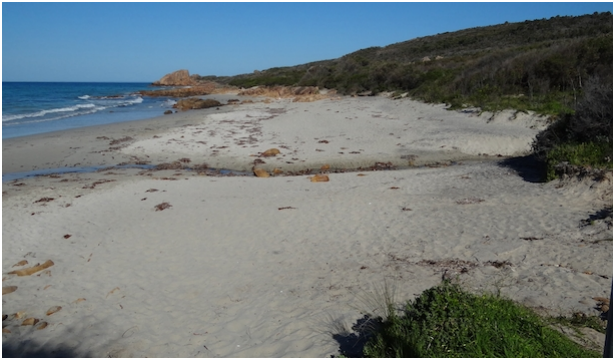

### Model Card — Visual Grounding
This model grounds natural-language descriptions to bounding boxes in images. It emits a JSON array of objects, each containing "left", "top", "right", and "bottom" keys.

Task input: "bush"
[
  {"left": 533, "top": 76, "right": 613, "bottom": 180},
  {"left": 363, "top": 282, "right": 600, "bottom": 358},
  {"left": 545, "top": 142, "right": 613, "bottom": 180},
  {"left": 570, "top": 76, "right": 613, "bottom": 143}
]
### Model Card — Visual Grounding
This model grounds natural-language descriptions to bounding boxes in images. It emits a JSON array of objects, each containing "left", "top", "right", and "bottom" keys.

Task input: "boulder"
[
  {"left": 174, "top": 98, "right": 222, "bottom": 110},
  {"left": 140, "top": 84, "right": 216, "bottom": 98},
  {"left": 153, "top": 69, "right": 196, "bottom": 86}
]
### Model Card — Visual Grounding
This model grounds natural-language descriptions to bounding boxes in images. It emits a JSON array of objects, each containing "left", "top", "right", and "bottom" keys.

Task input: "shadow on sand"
[
  {"left": 331, "top": 315, "right": 380, "bottom": 358},
  {"left": 2, "top": 342, "right": 89, "bottom": 358},
  {"left": 497, "top": 154, "right": 545, "bottom": 183}
]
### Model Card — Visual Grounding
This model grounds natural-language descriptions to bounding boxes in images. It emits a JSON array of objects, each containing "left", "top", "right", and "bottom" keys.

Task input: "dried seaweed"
[{"left": 154, "top": 202, "right": 172, "bottom": 211}]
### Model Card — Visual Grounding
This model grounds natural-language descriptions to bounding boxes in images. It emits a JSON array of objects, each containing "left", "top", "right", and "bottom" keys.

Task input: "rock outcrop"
[
  {"left": 173, "top": 98, "right": 222, "bottom": 110},
  {"left": 139, "top": 84, "right": 216, "bottom": 98},
  {"left": 153, "top": 69, "right": 196, "bottom": 86},
  {"left": 237, "top": 86, "right": 332, "bottom": 102}
]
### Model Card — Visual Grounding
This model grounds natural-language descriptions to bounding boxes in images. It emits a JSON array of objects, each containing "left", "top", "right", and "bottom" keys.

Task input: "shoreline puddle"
[{"left": 2, "top": 165, "right": 251, "bottom": 182}]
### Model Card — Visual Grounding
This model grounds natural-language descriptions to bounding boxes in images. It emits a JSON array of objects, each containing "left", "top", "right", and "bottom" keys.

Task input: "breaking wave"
[
  {"left": 2, "top": 95, "right": 144, "bottom": 123},
  {"left": 2, "top": 104, "right": 99, "bottom": 122}
]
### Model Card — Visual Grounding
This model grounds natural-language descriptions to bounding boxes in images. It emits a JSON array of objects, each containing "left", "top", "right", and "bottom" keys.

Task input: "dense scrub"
[
  {"left": 218, "top": 12, "right": 613, "bottom": 116},
  {"left": 533, "top": 76, "right": 613, "bottom": 180}
]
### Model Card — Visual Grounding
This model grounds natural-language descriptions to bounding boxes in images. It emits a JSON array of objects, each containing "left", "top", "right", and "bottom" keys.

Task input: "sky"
[{"left": 2, "top": 2, "right": 613, "bottom": 82}]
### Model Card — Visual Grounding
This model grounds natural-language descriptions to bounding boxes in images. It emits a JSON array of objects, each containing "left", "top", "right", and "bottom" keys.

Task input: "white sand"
[
  {"left": 3, "top": 95, "right": 611, "bottom": 357},
  {"left": 121, "top": 96, "right": 549, "bottom": 172}
]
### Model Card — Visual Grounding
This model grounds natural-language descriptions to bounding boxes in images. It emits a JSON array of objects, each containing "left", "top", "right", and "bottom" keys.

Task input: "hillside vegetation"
[
  {"left": 199, "top": 12, "right": 613, "bottom": 181},
  {"left": 205, "top": 12, "right": 613, "bottom": 116}
]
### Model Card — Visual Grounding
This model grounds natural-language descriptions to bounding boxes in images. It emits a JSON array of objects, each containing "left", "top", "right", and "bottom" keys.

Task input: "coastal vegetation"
[
  {"left": 533, "top": 75, "right": 613, "bottom": 180},
  {"left": 199, "top": 12, "right": 613, "bottom": 181},
  {"left": 211, "top": 12, "right": 613, "bottom": 116},
  {"left": 353, "top": 281, "right": 601, "bottom": 358}
]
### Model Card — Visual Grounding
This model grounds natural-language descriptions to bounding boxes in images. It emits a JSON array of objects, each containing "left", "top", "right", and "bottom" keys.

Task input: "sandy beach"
[{"left": 3, "top": 93, "right": 612, "bottom": 357}]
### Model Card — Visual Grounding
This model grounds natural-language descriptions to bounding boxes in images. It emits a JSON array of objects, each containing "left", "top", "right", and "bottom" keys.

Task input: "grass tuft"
[{"left": 362, "top": 281, "right": 600, "bottom": 358}]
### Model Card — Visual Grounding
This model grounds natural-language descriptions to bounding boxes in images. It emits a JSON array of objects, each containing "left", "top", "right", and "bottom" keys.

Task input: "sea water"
[{"left": 2, "top": 82, "right": 176, "bottom": 139}]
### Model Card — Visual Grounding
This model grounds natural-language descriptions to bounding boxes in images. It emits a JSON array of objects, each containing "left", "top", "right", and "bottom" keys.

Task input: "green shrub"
[
  {"left": 363, "top": 282, "right": 600, "bottom": 358},
  {"left": 534, "top": 76, "right": 613, "bottom": 180},
  {"left": 215, "top": 13, "right": 613, "bottom": 116},
  {"left": 545, "top": 142, "right": 613, "bottom": 180}
]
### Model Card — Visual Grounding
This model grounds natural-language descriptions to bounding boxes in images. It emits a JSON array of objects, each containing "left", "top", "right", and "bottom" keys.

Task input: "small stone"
[
  {"left": 21, "top": 317, "right": 39, "bottom": 326},
  {"left": 261, "top": 148, "right": 280, "bottom": 157},
  {"left": 310, "top": 174, "right": 329, "bottom": 182},
  {"left": 253, "top": 168, "right": 270, "bottom": 178}
]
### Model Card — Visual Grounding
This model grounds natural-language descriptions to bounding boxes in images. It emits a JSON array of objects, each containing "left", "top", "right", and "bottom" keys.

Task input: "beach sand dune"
[{"left": 3, "top": 96, "right": 611, "bottom": 357}]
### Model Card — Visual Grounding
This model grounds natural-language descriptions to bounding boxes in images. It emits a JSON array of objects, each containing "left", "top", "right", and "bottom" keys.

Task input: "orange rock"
[
  {"left": 320, "top": 164, "right": 330, "bottom": 172},
  {"left": 253, "top": 168, "right": 270, "bottom": 178},
  {"left": 152, "top": 69, "right": 196, "bottom": 86},
  {"left": 35, "top": 321, "right": 48, "bottom": 330},
  {"left": 310, "top": 174, "right": 329, "bottom": 182},
  {"left": 593, "top": 296, "right": 609, "bottom": 303},
  {"left": 21, "top": 318, "right": 39, "bottom": 326},
  {"left": 261, "top": 148, "right": 280, "bottom": 157},
  {"left": 272, "top": 168, "right": 283, "bottom": 176},
  {"left": 594, "top": 297, "right": 610, "bottom": 313},
  {"left": 12, "top": 260, "right": 28, "bottom": 267},
  {"left": 2, "top": 328, "right": 10, "bottom": 334},
  {"left": 74, "top": 298, "right": 86, "bottom": 304},
  {"left": 11, "top": 311, "right": 26, "bottom": 320}
]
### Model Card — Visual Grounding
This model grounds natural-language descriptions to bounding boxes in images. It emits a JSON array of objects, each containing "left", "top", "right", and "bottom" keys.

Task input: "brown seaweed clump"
[{"left": 154, "top": 202, "right": 172, "bottom": 211}]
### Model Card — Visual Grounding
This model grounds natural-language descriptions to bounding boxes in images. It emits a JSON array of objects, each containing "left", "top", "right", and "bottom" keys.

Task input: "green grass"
[
  {"left": 362, "top": 282, "right": 600, "bottom": 358},
  {"left": 545, "top": 142, "right": 613, "bottom": 180}
]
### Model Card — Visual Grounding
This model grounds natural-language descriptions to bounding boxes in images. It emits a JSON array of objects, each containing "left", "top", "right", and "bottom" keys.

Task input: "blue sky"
[{"left": 3, "top": 2, "right": 612, "bottom": 82}]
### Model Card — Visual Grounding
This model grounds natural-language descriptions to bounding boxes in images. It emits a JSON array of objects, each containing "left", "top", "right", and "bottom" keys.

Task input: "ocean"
[{"left": 2, "top": 82, "right": 176, "bottom": 139}]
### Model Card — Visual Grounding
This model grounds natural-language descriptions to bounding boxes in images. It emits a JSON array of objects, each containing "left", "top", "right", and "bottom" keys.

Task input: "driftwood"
[
  {"left": 8, "top": 260, "right": 54, "bottom": 276},
  {"left": 2, "top": 286, "right": 17, "bottom": 295}
]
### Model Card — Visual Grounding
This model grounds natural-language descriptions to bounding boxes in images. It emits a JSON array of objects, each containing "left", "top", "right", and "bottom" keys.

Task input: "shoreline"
[
  {"left": 3, "top": 94, "right": 548, "bottom": 175},
  {"left": 2, "top": 94, "right": 243, "bottom": 175},
  {"left": 3, "top": 94, "right": 611, "bottom": 357}
]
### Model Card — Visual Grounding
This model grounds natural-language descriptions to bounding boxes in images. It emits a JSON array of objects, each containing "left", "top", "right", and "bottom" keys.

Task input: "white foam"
[
  {"left": 2, "top": 104, "right": 99, "bottom": 122},
  {"left": 2, "top": 107, "right": 105, "bottom": 125},
  {"left": 161, "top": 99, "right": 177, "bottom": 107},
  {"left": 3, "top": 95, "right": 145, "bottom": 123}
]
